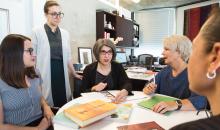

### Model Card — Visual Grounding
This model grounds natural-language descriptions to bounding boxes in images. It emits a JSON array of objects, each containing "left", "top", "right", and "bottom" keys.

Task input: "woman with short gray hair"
[
  {"left": 143, "top": 35, "right": 206, "bottom": 114},
  {"left": 81, "top": 39, "right": 132, "bottom": 103},
  {"left": 163, "top": 35, "right": 192, "bottom": 63}
]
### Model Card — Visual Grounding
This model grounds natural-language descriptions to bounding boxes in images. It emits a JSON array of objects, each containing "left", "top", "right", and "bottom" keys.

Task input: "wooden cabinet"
[
  {"left": 96, "top": 11, "right": 116, "bottom": 40},
  {"left": 115, "top": 16, "right": 133, "bottom": 47},
  {"left": 96, "top": 11, "right": 139, "bottom": 47}
]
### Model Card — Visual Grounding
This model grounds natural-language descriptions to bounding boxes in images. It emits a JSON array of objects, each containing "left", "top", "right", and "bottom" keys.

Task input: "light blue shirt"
[{"left": 0, "top": 77, "right": 43, "bottom": 125}]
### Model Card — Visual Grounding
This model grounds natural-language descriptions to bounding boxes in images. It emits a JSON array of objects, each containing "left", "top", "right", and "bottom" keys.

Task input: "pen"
[
  {"left": 152, "top": 73, "right": 155, "bottom": 84},
  {"left": 100, "top": 90, "right": 116, "bottom": 98},
  {"left": 106, "top": 90, "right": 116, "bottom": 98},
  {"left": 148, "top": 75, "right": 155, "bottom": 84}
]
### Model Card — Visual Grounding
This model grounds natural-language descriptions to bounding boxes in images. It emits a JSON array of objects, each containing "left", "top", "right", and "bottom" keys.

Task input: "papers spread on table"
[
  {"left": 117, "top": 121, "right": 164, "bottom": 130},
  {"left": 81, "top": 91, "right": 150, "bottom": 102},
  {"left": 138, "top": 94, "right": 178, "bottom": 115},
  {"left": 64, "top": 100, "right": 117, "bottom": 127}
]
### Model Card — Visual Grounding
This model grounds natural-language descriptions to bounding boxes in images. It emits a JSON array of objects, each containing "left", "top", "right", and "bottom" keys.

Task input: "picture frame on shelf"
[{"left": 78, "top": 47, "right": 93, "bottom": 64}]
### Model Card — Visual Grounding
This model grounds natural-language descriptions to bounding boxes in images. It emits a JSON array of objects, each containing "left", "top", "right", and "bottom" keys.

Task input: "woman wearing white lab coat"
[{"left": 32, "top": 1, "right": 82, "bottom": 107}]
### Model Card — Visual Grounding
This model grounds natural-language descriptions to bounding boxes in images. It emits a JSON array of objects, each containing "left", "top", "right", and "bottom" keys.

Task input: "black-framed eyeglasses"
[
  {"left": 24, "top": 48, "right": 34, "bottom": 55},
  {"left": 47, "top": 12, "right": 64, "bottom": 18},
  {"left": 100, "top": 50, "right": 113, "bottom": 56}
]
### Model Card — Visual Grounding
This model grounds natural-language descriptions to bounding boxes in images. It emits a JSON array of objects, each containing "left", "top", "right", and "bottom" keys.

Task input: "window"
[{"left": 134, "top": 9, "right": 175, "bottom": 57}]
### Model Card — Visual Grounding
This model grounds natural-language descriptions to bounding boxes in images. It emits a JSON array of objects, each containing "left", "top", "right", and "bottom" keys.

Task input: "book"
[
  {"left": 64, "top": 100, "right": 117, "bottom": 127},
  {"left": 109, "top": 103, "right": 133, "bottom": 122},
  {"left": 117, "top": 121, "right": 164, "bottom": 130},
  {"left": 138, "top": 94, "right": 177, "bottom": 115},
  {"left": 53, "top": 111, "right": 79, "bottom": 129}
]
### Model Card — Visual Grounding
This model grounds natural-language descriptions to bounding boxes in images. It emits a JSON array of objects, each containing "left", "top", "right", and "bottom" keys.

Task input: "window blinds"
[{"left": 134, "top": 9, "right": 175, "bottom": 57}]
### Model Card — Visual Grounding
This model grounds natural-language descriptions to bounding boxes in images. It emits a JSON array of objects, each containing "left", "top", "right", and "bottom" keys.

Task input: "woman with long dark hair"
[{"left": 0, "top": 34, "right": 53, "bottom": 130}]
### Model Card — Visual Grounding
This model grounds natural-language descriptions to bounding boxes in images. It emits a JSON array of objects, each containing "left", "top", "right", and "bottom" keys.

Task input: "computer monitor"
[{"left": 115, "top": 52, "right": 127, "bottom": 64}]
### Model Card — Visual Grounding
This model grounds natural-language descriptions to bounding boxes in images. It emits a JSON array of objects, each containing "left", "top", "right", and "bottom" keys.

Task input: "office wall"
[
  {"left": 32, "top": 0, "right": 46, "bottom": 28},
  {"left": 0, "top": 0, "right": 33, "bottom": 37},
  {"left": 58, "top": 0, "right": 96, "bottom": 63},
  {"left": 176, "top": 0, "right": 220, "bottom": 35}
]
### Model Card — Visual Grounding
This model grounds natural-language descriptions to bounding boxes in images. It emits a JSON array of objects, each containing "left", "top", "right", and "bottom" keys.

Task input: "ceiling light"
[{"left": 132, "top": 0, "right": 141, "bottom": 3}]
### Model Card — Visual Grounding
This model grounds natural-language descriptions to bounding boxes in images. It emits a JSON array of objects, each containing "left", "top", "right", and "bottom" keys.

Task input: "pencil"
[{"left": 106, "top": 90, "right": 116, "bottom": 98}]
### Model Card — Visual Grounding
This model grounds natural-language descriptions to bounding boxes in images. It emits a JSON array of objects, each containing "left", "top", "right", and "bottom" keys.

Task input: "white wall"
[
  {"left": 32, "top": 0, "right": 46, "bottom": 28},
  {"left": 0, "top": 0, "right": 32, "bottom": 37},
  {"left": 58, "top": 0, "right": 97, "bottom": 63},
  {"left": 176, "top": 0, "right": 220, "bottom": 35}
]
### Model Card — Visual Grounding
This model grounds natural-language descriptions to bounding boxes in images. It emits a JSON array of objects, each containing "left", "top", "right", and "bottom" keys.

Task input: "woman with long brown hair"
[{"left": 0, "top": 34, "right": 53, "bottom": 130}]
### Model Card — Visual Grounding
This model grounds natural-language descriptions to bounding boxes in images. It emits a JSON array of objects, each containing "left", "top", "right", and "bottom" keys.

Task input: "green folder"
[{"left": 138, "top": 94, "right": 178, "bottom": 116}]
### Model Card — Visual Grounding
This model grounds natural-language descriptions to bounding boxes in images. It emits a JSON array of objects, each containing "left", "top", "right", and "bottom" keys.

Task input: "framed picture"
[
  {"left": 0, "top": 8, "right": 10, "bottom": 43},
  {"left": 78, "top": 47, "right": 93, "bottom": 64}
]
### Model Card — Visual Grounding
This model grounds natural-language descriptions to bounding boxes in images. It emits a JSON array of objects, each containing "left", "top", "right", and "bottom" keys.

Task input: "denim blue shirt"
[{"left": 155, "top": 66, "right": 207, "bottom": 110}]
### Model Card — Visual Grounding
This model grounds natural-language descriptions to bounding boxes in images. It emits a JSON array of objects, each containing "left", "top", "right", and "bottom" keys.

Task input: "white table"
[{"left": 54, "top": 91, "right": 207, "bottom": 130}]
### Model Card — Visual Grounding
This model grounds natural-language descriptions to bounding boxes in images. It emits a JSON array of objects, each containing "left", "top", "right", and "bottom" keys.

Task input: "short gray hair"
[
  {"left": 163, "top": 35, "right": 192, "bottom": 62},
  {"left": 93, "top": 39, "right": 116, "bottom": 61}
]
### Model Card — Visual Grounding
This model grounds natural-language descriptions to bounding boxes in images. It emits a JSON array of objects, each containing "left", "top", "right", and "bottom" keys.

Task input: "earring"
[{"left": 206, "top": 70, "right": 216, "bottom": 79}]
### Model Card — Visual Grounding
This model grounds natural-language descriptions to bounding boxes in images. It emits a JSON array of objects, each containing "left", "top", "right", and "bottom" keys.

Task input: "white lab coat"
[{"left": 32, "top": 26, "right": 72, "bottom": 106}]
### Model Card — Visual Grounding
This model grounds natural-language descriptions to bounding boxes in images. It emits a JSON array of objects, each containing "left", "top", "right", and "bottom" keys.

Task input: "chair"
[
  {"left": 73, "top": 64, "right": 83, "bottom": 98},
  {"left": 137, "top": 54, "right": 154, "bottom": 70},
  {"left": 159, "top": 57, "right": 166, "bottom": 65}
]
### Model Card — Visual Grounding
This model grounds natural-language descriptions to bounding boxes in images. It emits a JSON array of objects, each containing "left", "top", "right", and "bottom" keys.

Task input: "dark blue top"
[
  {"left": 44, "top": 24, "right": 63, "bottom": 60},
  {"left": 155, "top": 66, "right": 206, "bottom": 110}
]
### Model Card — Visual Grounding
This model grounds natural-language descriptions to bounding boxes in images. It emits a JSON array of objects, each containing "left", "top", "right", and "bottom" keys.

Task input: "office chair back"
[{"left": 138, "top": 54, "right": 154, "bottom": 70}]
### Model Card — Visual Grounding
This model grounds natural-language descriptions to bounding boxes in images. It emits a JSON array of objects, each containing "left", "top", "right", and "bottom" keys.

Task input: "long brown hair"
[{"left": 0, "top": 34, "right": 38, "bottom": 88}]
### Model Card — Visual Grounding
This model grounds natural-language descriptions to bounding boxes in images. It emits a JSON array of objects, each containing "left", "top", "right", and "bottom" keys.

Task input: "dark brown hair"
[
  {"left": 200, "top": 7, "right": 220, "bottom": 53},
  {"left": 44, "top": 0, "right": 60, "bottom": 13},
  {"left": 93, "top": 39, "right": 116, "bottom": 61},
  {"left": 0, "top": 34, "right": 38, "bottom": 88}
]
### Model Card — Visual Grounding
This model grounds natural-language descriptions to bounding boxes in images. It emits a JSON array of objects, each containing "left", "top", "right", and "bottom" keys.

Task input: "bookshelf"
[{"left": 96, "top": 11, "right": 139, "bottom": 47}]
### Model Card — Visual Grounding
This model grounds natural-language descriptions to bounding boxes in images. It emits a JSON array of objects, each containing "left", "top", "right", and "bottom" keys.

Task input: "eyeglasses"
[
  {"left": 47, "top": 12, "right": 64, "bottom": 18},
  {"left": 100, "top": 50, "right": 113, "bottom": 56},
  {"left": 24, "top": 48, "right": 34, "bottom": 55}
]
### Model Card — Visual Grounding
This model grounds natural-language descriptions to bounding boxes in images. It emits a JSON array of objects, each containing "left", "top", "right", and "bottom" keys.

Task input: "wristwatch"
[{"left": 175, "top": 100, "right": 182, "bottom": 110}]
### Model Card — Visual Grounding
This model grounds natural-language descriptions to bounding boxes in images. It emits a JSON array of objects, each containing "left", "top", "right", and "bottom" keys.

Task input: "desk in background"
[
  {"left": 54, "top": 91, "right": 208, "bottom": 130},
  {"left": 126, "top": 67, "right": 156, "bottom": 91}
]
